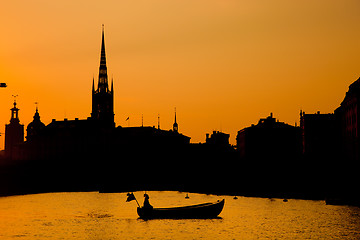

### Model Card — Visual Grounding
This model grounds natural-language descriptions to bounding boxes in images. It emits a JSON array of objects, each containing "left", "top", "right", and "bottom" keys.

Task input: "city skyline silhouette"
[
  {"left": 0, "top": 4, "right": 359, "bottom": 210},
  {"left": 1, "top": 1, "right": 360, "bottom": 149},
  {"left": 1, "top": 3, "right": 360, "bottom": 239}
]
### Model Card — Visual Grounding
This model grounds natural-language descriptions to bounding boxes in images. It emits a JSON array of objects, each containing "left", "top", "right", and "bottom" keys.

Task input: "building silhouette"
[
  {"left": 298, "top": 110, "right": 340, "bottom": 197},
  {"left": 1, "top": 27, "right": 194, "bottom": 194},
  {"left": 26, "top": 105, "right": 45, "bottom": 141},
  {"left": 236, "top": 113, "right": 301, "bottom": 161},
  {"left": 14, "top": 27, "right": 191, "bottom": 163},
  {"left": 91, "top": 26, "right": 114, "bottom": 128},
  {"left": 5, "top": 100, "right": 24, "bottom": 159},
  {"left": 3, "top": 27, "right": 359, "bottom": 204},
  {"left": 300, "top": 110, "right": 338, "bottom": 161},
  {"left": 206, "top": 131, "right": 230, "bottom": 147},
  {"left": 335, "top": 77, "right": 360, "bottom": 162},
  {"left": 300, "top": 111, "right": 339, "bottom": 161},
  {"left": 234, "top": 113, "right": 304, "bottom": 195},
  {"left": 14, "top": 27, "right": 116, "bottom": 162}
]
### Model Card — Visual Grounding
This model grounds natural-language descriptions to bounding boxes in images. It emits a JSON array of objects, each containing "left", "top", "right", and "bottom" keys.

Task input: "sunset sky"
[{"left": 1, "top": 0, "right": 360, "bottom": 147}]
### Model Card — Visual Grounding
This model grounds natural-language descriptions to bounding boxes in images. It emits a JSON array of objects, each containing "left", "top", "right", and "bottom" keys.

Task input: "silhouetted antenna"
[
  {"left": 158, "top": 114, "right": 160, "bottom": 129},
  {"left": 142, "top": 114, "right": 144, "bottom": 127},
  {"left": 35, "top": 102, "right": 39, "bottom": 111}
]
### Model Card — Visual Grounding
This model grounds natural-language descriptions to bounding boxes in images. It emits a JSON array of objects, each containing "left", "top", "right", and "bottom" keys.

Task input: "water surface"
[{"left": 0, "top": 191, "right": 359, "bottom": 239}]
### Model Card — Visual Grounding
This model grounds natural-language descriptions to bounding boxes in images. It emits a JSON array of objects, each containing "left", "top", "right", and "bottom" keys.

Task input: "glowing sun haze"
[{"left": 1, "top": 0, "right": 360, "bottom": 147}]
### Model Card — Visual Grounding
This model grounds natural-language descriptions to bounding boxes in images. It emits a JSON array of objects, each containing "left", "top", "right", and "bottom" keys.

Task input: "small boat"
[{"left": 137, "top": 199, "right": 225, "bottom": 219}]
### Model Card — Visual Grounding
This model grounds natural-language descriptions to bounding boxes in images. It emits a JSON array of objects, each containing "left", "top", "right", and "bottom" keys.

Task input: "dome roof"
[{"left": 26, "top": 108, "right": 45, "bottom": 139}]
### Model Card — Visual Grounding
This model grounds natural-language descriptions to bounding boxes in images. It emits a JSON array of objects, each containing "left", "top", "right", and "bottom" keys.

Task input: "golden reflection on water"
[{"left": 0, "top": 191, "right": 359, "bottom": 239}]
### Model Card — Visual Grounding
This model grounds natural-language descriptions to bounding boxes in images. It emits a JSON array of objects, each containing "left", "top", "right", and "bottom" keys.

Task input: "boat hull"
[{"left": 137, "top": 199, "right": 225, "bottom": 219}]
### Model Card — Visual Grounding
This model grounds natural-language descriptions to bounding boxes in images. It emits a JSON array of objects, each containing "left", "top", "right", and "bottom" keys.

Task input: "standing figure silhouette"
[{"left": 143, "top": 193, "right": 153, "bottom": 209}]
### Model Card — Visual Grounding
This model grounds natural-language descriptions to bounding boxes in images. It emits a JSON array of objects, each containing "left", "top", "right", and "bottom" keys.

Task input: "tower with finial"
[
  {"left": 173, "top": 107, "right": 178, "bottom": 133},
  {"left": 91, "top": 25, "right": 114, "bottom": 127},
  {"left": 5, "top": 95, "right": 24, "bottom": 158},
  {"left": 26, "top": 102, "right": 45, "bottom": 141}
]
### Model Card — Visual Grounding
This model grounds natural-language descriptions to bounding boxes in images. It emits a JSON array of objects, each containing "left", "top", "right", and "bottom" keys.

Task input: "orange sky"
[{"left": 1, "top": 0, "right": 360, "bottom": 147}]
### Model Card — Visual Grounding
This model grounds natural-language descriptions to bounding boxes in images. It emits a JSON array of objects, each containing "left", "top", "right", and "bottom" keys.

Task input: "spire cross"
[{"left": 35, "top": 102, "right": 39, "bottom": 111}]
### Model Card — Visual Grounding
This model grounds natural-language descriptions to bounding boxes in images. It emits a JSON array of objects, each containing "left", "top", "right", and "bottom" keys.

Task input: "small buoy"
[
  {"left": 185, "top": 193, "right": 189, "bottom": 199},
  {"left": 283, "top": 199, "right": 288, "bottom": 202},
  {"left": 233, "top": 196, "right": 238, "bottom": 200}
]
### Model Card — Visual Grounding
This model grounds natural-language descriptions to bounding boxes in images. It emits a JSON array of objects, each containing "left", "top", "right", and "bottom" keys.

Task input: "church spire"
[
  {"left": 91, "top": 25, "right": 115, "bottom": 127},
  {"left": 98, "top": 24, "right": 109, "bottom": 93},
  {"left": 100, "top": 24, "right": 106, "bottom": 66},
  {"left": 173, "top": 107, "right": 178, "bottom": 133}
]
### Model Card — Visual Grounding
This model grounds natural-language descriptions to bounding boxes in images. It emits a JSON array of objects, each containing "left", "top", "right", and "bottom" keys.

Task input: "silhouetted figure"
[{"left": 143, "top": 193, "right": 153, "bottom": 209}]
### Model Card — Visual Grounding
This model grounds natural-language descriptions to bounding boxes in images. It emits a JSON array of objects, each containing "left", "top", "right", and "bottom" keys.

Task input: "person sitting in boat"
[{"left": 143, "top": 193, "right": 153, "bottom": 209}]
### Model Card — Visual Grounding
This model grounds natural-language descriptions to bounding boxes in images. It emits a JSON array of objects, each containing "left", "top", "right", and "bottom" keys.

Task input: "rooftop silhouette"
[{"left": 0, "top": 29, "right": 359, "bottom": 207}]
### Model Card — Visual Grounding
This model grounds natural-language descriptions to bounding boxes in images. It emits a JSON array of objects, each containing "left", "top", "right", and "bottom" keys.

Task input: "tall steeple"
[
  {"left": 91, "top": 25, "right": 115, "bottom": 127},
  {"left": 173, "top": 107, "right": 178, "bottom": 133},
  {"left": 98, "top": 24, "right": 109, "bottom": 93}
]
